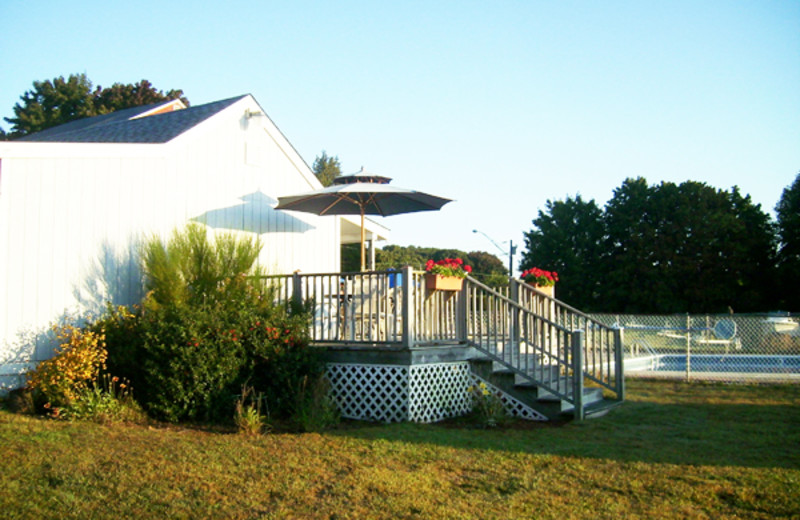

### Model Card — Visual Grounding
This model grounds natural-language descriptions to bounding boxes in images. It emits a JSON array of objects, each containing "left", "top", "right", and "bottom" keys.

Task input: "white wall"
[{"left": 0, "top": 96, "right": 340, "bottom": 392}]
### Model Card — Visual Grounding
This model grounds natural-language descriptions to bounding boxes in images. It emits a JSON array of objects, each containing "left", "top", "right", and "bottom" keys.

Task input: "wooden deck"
[{"left": 257, "top": 268, "right": 624, "bottom": 421}]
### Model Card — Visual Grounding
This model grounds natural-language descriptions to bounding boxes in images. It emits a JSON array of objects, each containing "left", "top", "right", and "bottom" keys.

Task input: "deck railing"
[
  {"left": 257, "top": 268, "right": 623, "bottom": 415},
  {"left": 509, "top": 280, "right": 624, "bottom": 401}
]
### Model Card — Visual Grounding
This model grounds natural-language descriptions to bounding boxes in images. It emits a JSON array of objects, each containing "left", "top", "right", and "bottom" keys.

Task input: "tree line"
[
  {"left": 1, "top": 73, "right": 188, "bottom": 139},
  {"left": 520, "top": 175, "right": 800, "bottom": 314}
]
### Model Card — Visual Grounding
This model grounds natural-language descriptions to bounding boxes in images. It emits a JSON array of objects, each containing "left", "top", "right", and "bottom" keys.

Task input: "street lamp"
[{"left": 472, "top": 229, "right": 517, "bottom": 279}]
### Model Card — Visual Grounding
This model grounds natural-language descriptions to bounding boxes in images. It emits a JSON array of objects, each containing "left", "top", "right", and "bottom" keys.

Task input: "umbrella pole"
[{"left": 360, "top": 209, "right": 366, "bottom": 271}]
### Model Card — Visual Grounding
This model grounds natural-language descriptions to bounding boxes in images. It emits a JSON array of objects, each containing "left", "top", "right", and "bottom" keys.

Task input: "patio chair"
[{"left": 342, "top": 277, "right": 399, "bottom": 342}]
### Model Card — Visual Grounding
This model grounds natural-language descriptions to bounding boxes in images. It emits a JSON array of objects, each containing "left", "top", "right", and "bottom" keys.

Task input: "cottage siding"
[{"left": 0, "top": 96, "right": 339, "bottom": 391}]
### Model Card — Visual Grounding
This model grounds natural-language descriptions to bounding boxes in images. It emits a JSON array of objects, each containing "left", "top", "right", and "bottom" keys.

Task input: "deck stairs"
[
  {"left": 462, "top": 278, "right": 625, "bottom": 420},
  {"left": 468, "top": 355, "right": 620, "bottom": 420}
]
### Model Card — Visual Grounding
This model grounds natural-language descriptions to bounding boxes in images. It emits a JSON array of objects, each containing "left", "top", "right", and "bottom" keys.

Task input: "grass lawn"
[{"left": 1, "top": 379, "right": 798, "bottom": 519}]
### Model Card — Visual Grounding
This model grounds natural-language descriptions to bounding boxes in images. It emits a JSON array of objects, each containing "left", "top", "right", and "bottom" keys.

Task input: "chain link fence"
[{"left": 589, "top": 313, "right": 800, "bottom": 383}]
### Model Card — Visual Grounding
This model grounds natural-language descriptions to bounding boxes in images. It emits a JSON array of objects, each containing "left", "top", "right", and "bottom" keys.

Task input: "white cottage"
[{"left": 0, "top": 94, "right": 386, "bottom": 391}]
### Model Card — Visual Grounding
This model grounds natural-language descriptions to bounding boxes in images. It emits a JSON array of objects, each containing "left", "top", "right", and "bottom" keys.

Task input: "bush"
[
  {"left": 26, "top": 322, "right": 107, "bottom": 410},
  {"left": 64, "top": 374, "right": 147, "bottom": 424},
  {"left": 234, "top": 384, "right": 269, "bottom": 435},
  {"left": 469, "top": 381, "right": 510, "bottom": 428},
  {"left": 80, "top": 224, "right": 324, "bottom": 425},
  {"left": 4, "top": 388, "right": 35, "bottom": 414},
  {"left": 293, "top": 374, "right": 340, "bottom": 432}
]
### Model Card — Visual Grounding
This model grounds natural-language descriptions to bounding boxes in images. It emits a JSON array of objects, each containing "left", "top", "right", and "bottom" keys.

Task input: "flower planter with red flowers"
[
  {"left": 520, "top": 267, "right": 558, "bottom": 298},
  {"left": 424, "top": 258, "right": 472, "bottom": 292}
]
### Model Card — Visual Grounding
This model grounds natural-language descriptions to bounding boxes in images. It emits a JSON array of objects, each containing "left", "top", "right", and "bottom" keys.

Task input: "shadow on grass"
[{"left": 328, "top": 387, "right": 800, "bottom": 470}]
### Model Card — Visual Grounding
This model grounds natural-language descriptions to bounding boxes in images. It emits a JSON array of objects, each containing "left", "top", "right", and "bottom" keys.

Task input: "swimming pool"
[{"left": 626, "top": 354, "right": 800, "bottom": 375}]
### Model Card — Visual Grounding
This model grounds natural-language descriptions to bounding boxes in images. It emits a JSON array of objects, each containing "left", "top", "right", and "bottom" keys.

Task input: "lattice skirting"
[{"left": 325, "top": 362, "right": 547, "bottom": 423}]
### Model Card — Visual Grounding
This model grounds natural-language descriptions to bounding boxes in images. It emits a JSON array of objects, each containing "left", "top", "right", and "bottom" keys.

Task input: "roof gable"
[{"left": 18, "top": 96, "right": 247, "bottom": 144}]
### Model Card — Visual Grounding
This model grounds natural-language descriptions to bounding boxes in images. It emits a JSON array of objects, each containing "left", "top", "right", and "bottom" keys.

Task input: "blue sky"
[{"left": 2, "top": 1, "right": 798, "bottom": 272}]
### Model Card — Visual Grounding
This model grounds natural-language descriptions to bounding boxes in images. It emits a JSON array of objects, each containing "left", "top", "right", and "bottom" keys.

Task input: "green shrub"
[
  {"left": 469, "top": 381, "right": 510, "bottom": 428},
  {"left": 64, "top": 374, "right": 147, "bottom": 424},
  {"left": 234, "top": 384, "right": 269, "bottom": 435},
  {"left": 91, "top": 304, "right": 146, "bottom": 398},
  {"left": 4, "top": 388, "right": 35, "bottom": 414},
  {"left": 293, "top": 374, "right": 340, "bottom": 432},
  {"left": 140, "top": 223, "right": 262, "bottom": 308},
  {"left": 90, "top": 224, "right": 322, "bottom": 425}
]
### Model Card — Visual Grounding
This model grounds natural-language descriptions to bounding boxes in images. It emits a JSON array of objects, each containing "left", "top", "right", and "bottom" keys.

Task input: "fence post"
[
  {"left": 402, "top": 266, "right": 415, "bottom": 348},
  {"left": 686, "top": 313, "right": 691, "bottom": 382},
  {"left": 572, "top": 329, "right": 585, "bottom": 421},
  {"left": 292, "top": 272, "right": 303, "bottom": 308},
  {"left": 614, "top": 327, "right": 625, "bottom": 401}
]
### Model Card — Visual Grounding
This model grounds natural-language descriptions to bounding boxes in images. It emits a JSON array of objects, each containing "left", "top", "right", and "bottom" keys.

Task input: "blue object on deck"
[{"left": 388, "top": 269, "right": 403, "bottom": 288}]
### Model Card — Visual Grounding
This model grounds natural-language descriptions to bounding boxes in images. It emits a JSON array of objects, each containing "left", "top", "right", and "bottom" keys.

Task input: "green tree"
[
  {"left": 466, "top": 251, "right": 508, "bottom": 288},
  {"left": 94, "top": 79, "right": 188, "bottom": 113},
  {"left": 313, "top": 151, "right": 341, "bottom": 186},
  {"left": 375, "top": 245, "right": 506, "bottom": 287},
  {"left": 776, "top": 172, "right": 800, "bottom": 311},
  {"left": 603, "top": 178, "right": 775, "bottom": 313},
  {"left": 520, "top": 195, "right": 605, "bottom": 310},
  {"left": 5, "top": 74, "right": 96, "bottom": 137},
  {"left": 4, "top": 74, "right": 188, "bottom": 138}
]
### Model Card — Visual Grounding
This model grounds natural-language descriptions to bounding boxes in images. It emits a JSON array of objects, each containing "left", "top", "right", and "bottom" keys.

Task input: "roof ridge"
[{"left": 18, "top": 95, "right": 249, "bottom": 144}]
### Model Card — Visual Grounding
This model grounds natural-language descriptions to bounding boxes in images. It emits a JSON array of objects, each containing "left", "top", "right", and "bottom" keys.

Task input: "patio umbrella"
[{"left": 275, "top": 168, "right": 452, "bottom": 271}]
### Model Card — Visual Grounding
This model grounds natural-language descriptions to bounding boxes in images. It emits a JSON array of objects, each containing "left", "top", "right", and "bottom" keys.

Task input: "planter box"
[
  {"left": 425, "top": 274, "right": 464, "bottom": 291},
  {"left": 523, "top": 282, "right": 555, "bottom": 298},
  {"left": 535, "top": 284, "right": 555, "bottom": 298}
]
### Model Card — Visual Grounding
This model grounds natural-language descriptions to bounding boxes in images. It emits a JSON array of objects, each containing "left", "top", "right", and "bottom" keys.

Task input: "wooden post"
[
  {"left": 572, "top": 329, "right": 585, "bottom": 421},
  {"left": 614, "top": 326, "right": 625, "bottom": 401},
  {"left": 402, "top": 266, "right": 415, "bottom": 348},
  {"left": 456, "top": 279, "right": 468, "bottom": 342},
  {"left": 510, "top": 280, "right": 520, "bottom": 354},
  {"left": 292, "top": 272, "right": 303, "bottom": 308}
]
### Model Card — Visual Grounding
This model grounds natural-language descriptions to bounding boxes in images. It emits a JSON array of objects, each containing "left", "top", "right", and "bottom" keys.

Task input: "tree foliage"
[
  {"left": 313, "top": 151, "right": 341, "bottom": 187},
  {"left": 3, "top": 73, "right": 188, "bottom": 138},
  {"left": 94, "top": 79, "right": 188, "bottom": 113},
  {"left": 520, "top": 195, "right": 604, "bottom": 309},
  {"left": 776, "top": 172, "right": 800, "bottom": 311},
  {"left": 375, "top": 245, "right": 507, "bottom": 287},
  {"left": 521, "top": 178, "right": 778, "bottom": 314}
]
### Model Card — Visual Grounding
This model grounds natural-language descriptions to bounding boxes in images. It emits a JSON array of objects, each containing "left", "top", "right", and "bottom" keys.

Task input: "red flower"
[{"left": 425, "top": 257, "right": 472, "bottom": 278}]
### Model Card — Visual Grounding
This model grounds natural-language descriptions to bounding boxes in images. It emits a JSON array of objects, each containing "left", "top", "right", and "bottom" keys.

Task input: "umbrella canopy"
[{"left": 275, "top": 172, "right": 451, "bottom": 270}]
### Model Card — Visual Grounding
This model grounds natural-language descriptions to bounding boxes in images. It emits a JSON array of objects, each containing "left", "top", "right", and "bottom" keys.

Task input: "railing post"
[
  {"left": 456, "top": 279, "right": 468, "bottom": 342},
  {"left": 510, "top": 280, "right": 520, "bottom": 350},
  {"left": 402, "top": 266, "right": 415, "bottom": 348},
  {"left": 292, "top": 271, "right": 303, "bottom": 308},
  {"left": 572, "top": 329, "right": 585, "bottom": 421},
  {"left": 614, "top": 326, "right": 625, "bottom": 401}
]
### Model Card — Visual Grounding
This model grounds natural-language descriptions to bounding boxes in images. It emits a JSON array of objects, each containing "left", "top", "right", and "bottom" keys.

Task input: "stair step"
[
  {"left": 582, "top": 399, "right": 623, "bottom": 418},
  {"left": 467, "top": 353, "right": 622, "bottom": 421}
]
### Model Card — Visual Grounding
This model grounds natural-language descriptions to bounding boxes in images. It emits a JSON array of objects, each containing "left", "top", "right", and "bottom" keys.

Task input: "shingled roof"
[{"left": 18, "top": 95, "right": 248, "bottom": 143}]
